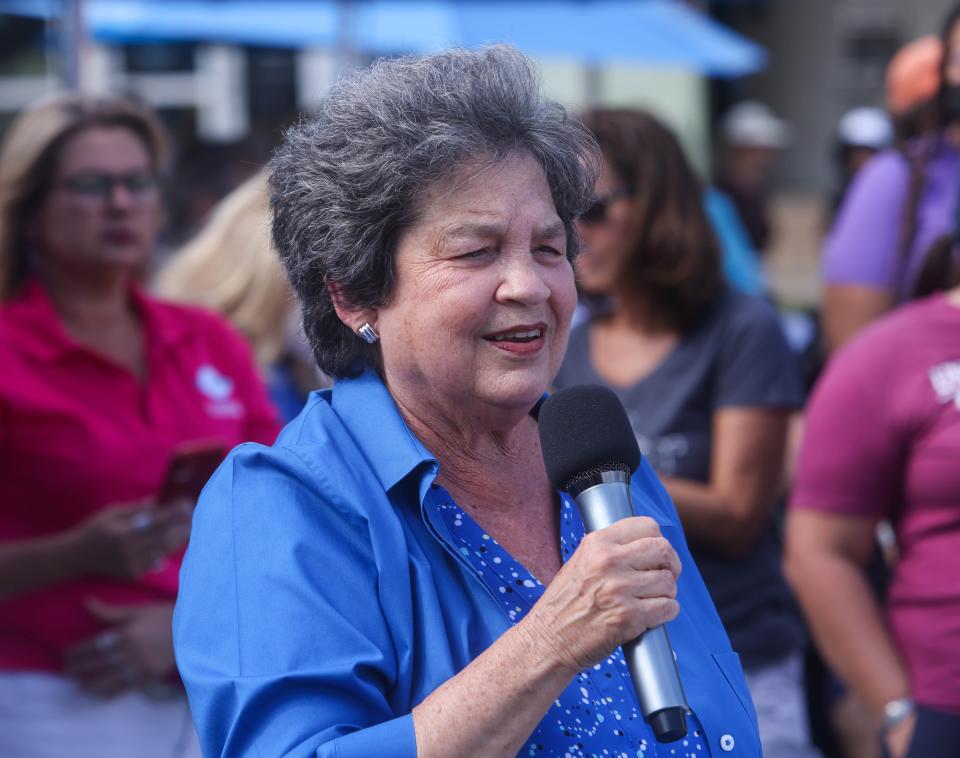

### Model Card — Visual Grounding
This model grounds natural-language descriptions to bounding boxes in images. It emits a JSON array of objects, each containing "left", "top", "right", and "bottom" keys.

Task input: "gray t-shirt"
[{"left": 554, "top": 291, "right": 805, "bottom": 667}]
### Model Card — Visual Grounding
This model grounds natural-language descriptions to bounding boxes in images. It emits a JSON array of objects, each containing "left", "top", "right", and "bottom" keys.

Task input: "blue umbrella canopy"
[
  {"left": 455, "top": 0, "right": 765, "bottom": 74},
  {"left": 2, "top": 0, "right": 766, "bottom": 76},
  {"left": 82, "top": 0, "right": 456, "bottom": 51}
]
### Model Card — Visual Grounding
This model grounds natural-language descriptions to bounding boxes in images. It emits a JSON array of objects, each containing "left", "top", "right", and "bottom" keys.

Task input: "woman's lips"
[
  {"left": 103, "top": 229, "right": 138, "bottom": 244},
  {"left": 483, "top": 324, "right": 547, "bottom": 355}
]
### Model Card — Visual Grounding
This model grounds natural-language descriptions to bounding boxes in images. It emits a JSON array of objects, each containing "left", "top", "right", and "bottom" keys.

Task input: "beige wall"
[{"left": 539, "top": 58, "right": 709, "bottom": 175}]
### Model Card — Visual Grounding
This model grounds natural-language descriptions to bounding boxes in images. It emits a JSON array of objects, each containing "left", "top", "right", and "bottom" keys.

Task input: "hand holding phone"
[{"left": 158, "top": 440, "right": 226, "bottom": 505}]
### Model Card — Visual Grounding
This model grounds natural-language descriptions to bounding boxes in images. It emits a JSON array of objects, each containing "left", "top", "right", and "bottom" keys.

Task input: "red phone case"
[{"left": 158, "top": 441, "right": 225, "bottom": 504}]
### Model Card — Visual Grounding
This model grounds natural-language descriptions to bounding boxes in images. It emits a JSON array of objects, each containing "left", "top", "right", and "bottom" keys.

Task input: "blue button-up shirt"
[{"left": 174, "top": 370, "right": 761, "bottom": 757}]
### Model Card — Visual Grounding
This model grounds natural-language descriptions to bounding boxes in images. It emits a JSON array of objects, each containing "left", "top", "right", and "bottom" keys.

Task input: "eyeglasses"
[
  {"left": 578, "top": 189, "right": 631, "bottom": 225},
  {"left": 57, "top": 171, "right": 159, "bottom": 203}
]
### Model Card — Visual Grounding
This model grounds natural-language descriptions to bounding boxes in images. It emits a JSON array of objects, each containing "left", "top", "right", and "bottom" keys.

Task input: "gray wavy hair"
[{"left": 269, "top": 45, "right": 600, "bottom": 378}]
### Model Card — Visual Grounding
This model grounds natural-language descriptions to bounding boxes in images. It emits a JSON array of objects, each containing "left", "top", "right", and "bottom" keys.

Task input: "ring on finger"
[
  {"left": 93, "top": 631, "right": 120, "bottom": 651},
  {"left": 130, "top": 511, "right": 154, "bottom": 534}
]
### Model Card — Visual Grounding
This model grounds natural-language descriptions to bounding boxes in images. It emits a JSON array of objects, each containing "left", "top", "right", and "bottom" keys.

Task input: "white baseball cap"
[
  {"left": 721, "top": 101, "right": 792, "bottom": 149},
  {"left": 837, "top": 107, "right": 893, "bottom": 150}
]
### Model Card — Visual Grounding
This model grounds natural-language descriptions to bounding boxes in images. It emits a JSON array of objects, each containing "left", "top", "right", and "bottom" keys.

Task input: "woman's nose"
[
  {"left": 496, "top": 254, "right": 551, "bottom": 304},
  {"left": 106, "top": 180, "right": 135, "bottom": 210}
]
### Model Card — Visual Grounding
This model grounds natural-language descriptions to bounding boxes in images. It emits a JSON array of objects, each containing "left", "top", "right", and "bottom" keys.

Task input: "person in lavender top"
[
  {"left": 822, "top": 2, "right": 960, "bottom": 353},
  {"left": 173, "top": 46, "right": 761, "bottom": 757}
]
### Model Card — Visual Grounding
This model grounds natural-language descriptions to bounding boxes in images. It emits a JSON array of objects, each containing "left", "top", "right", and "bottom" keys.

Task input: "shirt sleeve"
[
  {"left": 822, "top": 150, "right": 910, "bottom": 290},
  {"left": 174, "top": 444, "right": 416, "bottom": 758},
  {"left": 789, "top": 332, "right": 905, "bottom": 517},
  {"left": 714, "top": 296, "right": 805, "bottom": 410}
]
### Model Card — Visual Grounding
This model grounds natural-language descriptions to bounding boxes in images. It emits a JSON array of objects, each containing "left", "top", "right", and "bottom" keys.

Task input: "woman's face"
[
  {"left": 374, "top": 152, "right": 576, "bottom": 423},
  {"left": 573, "top": 156, "right": 634, "bottom": 296},
  {"left": 28, "top": 126, "right": 161, "bottom": 277}
]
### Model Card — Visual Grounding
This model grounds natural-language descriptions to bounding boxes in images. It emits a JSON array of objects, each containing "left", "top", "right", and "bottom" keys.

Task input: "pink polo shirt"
[
  {"left": 0, "top": 279, "right": 280, "bottom": 672},
  {"left": 790, "top": 294, "right": 960, "bottom": 712}
]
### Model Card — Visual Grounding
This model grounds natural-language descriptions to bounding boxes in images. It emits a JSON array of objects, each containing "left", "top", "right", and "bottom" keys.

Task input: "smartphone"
[{"left": 158, "top": 440, "right": 226, "bottom": 504}]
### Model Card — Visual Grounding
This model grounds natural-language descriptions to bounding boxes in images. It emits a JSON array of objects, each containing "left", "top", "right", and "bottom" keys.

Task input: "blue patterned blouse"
[
  {"left": 433, "top": 486, "right": 710, "bottom": 758},
  {"left": 176, "top": 370, "right": 762, "bottom": 758}
]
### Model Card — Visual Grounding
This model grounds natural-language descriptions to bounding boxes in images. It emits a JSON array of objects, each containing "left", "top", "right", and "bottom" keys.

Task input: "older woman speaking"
[{"left": 174, "top": 47, "right": 761, "bottom": 758}]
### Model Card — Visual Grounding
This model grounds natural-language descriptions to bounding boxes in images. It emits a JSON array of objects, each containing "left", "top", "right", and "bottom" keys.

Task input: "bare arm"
[
  {"left": 781, "top": 411, "right": 805, "bottom": 494},
  {"left": 822, "top": 285, "right": 895, "bottom": 355},
  {"left": 663, "top": 407, "right": 790, "bottom": 557},
  {"left": 784, "top": 508, "right": 910, "bottom": 720},
  {"left": 0, "top": 530, "right": 89, "bottom": 601},
  {"left": 0, "top": 502, "right": 190, "bottom": 602},
  {"left": 412, "top": 623, "right": 575, "bottom": 757},
  {"left": 413, "top": 517, "right": 681, "bottom": 757}
]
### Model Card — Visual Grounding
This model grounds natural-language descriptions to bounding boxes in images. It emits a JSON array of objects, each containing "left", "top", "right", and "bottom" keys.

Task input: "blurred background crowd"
[{"left": 0, "top": 1, "right": 958, "bottom": 757}]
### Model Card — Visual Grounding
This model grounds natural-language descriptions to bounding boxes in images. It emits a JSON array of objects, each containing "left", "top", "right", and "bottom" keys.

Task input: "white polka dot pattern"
[{"left": 429, "top": 488, "right": 711, "bottom": 757}]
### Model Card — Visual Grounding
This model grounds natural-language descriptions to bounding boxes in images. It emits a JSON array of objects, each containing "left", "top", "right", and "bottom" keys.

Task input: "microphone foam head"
[{"left": 538, "top": 384, "right": 641, "bottom": 492}]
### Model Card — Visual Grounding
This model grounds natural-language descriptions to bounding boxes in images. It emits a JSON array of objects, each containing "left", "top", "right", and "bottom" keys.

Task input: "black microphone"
[{"left": 538, "top": 384, "right": 689, "bottom": 744}]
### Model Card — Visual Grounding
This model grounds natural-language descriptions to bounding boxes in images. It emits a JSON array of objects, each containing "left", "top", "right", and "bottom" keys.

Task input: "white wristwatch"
[{"left": 882, "top": 697, "right": 916, "bottom": 734}]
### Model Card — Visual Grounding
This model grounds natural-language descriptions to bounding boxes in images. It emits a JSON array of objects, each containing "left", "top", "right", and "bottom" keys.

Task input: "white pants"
[
  {"left": 744, "top": 651, "right": 823, "bottom": 758},
  {"left": 0, "top": 671, "right": 202, "bottom": 758}
]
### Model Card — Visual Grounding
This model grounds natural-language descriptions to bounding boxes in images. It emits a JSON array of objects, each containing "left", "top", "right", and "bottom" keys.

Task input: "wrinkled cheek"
[
  {"left": 385, "top": 319, "right": 466, "bottom": 386},
  {"left": 552, "top": 267, "right": 578, "bottom": 327},
  {"left": 550, "top": 329, "right": 572, "bottom": 378}
]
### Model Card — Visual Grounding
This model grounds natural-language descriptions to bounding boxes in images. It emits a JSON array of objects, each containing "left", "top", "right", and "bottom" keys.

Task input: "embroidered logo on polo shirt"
[
  {"left": 929, "top": 361, "right": 960, "bottom": 409},
  {"left": 196, "top": 364, "right": 244, "bottom": 418}
]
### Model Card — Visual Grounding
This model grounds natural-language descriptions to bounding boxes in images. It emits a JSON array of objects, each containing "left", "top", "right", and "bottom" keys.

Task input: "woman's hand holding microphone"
[{"left": 520, "top": 516, "right": 681, "bottom": 677}]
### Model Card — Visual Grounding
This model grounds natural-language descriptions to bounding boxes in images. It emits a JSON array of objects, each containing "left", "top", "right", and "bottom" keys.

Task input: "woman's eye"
[
  {"left": 460, "top": 248, "right": 491, "bottom": 259},
  {"left": 537, "top": 245, "right": 564, "bottom": 256}
]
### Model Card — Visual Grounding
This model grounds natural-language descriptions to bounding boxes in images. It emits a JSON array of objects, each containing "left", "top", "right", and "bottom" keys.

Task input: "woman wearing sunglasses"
[{"left": 554, "top": 108, "right": 819, "bottom": 758}]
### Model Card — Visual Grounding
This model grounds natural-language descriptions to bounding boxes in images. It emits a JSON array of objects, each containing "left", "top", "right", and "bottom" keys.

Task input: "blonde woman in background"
[{"left": 157, "top": 173, "right": 324, "bottom": 421}]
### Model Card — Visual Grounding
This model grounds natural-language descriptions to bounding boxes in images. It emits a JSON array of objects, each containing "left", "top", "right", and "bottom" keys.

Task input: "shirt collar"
[
  {"left": 327, "top": 368, "right": 549, "bottom": 497},
  {"left": 132, "top": 286, "right": 193, "bottom": 354},
  {"left": 3, "top": 277, "right": 191, "bottom": 363},
  {"left": 2, "top": 279, "right": 66, "bottom": 361},
  {"left": 330, "top": 367, "right": 439, "bottom": 494}
]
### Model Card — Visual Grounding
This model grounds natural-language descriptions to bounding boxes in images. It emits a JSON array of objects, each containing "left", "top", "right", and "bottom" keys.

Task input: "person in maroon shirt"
[
  {"left": 786, "top": 287, "right": 960, "bottom": 758},
  {"left": 0, "top": 94, "right": 279, "bottom": 757}
]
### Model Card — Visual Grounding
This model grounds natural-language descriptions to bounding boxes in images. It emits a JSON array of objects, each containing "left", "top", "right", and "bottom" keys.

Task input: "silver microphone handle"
[
  {"left": 573, "top": 477, "right": 689, "bottom": 741},
  {"left": 621, "top": 626, "right": 686, "bottom": 724}
]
